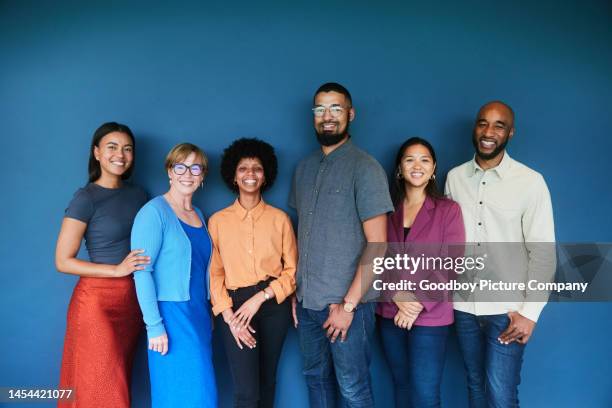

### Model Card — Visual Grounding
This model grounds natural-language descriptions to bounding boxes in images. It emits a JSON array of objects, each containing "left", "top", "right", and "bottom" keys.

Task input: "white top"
[{"left": 445, "top": 152, "right": 556, "bottom": 322}]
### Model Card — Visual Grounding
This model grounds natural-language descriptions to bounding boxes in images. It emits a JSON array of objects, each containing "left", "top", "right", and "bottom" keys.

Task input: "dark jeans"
[
  {"left": 296, "top": 301, "right": 376, "bottom": 408},
  {"left": 217, "top": 281, "right": 291, "bottom": 408},
  {"left": 454, "top": 310, "right": 526, "bottom": 408},
  {"left": 377, "top": 316, "right": 449, "bottom": 408}
]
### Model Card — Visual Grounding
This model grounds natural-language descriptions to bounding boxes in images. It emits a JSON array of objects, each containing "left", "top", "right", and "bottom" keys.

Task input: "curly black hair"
[{"left": 220, "top": 138, "right": 278, "bottom": 193}]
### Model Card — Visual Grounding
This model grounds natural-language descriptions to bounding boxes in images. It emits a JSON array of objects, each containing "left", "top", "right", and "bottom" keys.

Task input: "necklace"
[{"left": 166, "top": 193, "right": 194, "bottom": 213}]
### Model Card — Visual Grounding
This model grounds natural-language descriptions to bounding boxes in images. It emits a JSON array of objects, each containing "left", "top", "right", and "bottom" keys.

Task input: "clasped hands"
[
  {"left": 393, "top": 292, "right": 424, "bottom": 330},
  {"left": 222, "top": 290, "right": 268, "bottom": 350}
]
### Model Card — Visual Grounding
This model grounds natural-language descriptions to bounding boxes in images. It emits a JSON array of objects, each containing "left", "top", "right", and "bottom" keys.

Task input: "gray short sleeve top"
[{"left": 65, "top": 182, "right": 148, "bottom": 264}]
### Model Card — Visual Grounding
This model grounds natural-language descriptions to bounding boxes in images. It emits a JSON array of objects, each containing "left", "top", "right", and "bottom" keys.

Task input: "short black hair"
[
  {"left": 313, "top": 82, "right": 352, "bottom": 106},
  {"left": 88, "top": 122, "right": 135, "bottom": 183},
  {"left": 220, "top": 138, "right": 278, "bottom": 193}
]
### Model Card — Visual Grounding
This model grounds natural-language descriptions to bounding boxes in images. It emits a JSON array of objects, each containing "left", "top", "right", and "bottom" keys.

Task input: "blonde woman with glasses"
[{"left": 131, "top": 143, "right": 217, "bottom": 408}]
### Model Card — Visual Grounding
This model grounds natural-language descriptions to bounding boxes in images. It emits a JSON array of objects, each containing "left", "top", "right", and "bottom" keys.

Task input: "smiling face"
[
  {"left": 167, "top": 152, "right": 205, "bottom": 196},
  {"left": 472, "top": 102, "right": 515, "bottom": 161},
  {"left": 93, "top": 131, "right": 134, "bottom": 178},
  {"left": 313, "top": 91, "right": 354, "bottom": 146},
  {"left": 234, "top": 157, "right": 265, "bottom": 196},
  {"left": 399, "top": 143, "right": 436, "bottom": 189}
]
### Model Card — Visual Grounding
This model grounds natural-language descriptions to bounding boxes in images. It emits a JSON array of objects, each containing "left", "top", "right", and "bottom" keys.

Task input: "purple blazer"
[{"left": 376, "top": 195, "right": 465, "bottom": 326}]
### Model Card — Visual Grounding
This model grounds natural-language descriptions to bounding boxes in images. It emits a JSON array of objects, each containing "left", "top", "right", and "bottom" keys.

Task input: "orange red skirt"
[{"left": 58, "top": 276, "right": 142, "bottom": 408}]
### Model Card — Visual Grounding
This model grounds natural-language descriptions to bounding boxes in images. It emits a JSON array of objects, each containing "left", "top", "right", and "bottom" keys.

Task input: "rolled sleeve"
[
  {"left": 269, "top": 215, "right": 297, "bottom": 303},
  {"left": 208, "top": 216, "right": 234, "bottom": 316}
]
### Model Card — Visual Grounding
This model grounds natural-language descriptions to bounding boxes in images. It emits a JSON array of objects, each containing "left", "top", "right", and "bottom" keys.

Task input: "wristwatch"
[{"left": 342, "top": 301, "right": 355, "bottom": 313}]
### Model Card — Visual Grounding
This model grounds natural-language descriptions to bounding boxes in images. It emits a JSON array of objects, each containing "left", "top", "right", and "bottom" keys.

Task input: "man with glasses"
[{"left": 289, "top": 82, "right": 393, "bottom": 407}]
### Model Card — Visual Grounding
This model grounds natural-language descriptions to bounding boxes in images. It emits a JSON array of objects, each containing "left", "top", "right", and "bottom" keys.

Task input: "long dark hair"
[
  {"left": 88, "top": 122, "right": 136, "bottom": 183},
  {"left": 391, "top": 137, "right": 442, "bottom": 205}
]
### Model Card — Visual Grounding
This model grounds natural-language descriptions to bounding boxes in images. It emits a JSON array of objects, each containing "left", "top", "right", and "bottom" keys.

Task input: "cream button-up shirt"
[{"left": 445, "top": 152, "right": 556, "bottom": 322}]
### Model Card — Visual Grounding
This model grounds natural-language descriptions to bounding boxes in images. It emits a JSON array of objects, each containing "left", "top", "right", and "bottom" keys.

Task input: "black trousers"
[{"left": 217, "top": 280, "right": 291, "bottom": 408}]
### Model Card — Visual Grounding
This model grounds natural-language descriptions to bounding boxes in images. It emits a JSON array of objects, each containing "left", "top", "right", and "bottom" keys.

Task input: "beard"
[
  {"left": 316, "top": 120, "right": 350, "bottom": 146},
  {"left": 472, "top": 132, "right": 509, "bottom": 161}
]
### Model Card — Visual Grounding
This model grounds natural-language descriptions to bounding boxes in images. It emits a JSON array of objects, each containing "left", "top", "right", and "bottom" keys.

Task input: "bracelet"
[{"left": 262, "top": 289, "right": 271, "bottom": 301}]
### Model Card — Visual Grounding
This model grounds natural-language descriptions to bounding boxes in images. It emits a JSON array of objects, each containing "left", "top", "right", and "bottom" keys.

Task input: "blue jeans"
[
  {"left": 454, "top": 310, "right": 526, "bottom": 408},
  {"left": 377, "top": 316, "right": 449, "bottom": 408},
  {"left": 296, "top": 301, "right": 376, "bottom": 408}
]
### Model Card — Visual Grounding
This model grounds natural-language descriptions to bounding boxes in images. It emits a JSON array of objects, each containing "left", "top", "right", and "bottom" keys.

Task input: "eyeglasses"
[
  {"left": 312, "top": 104, "right": 350, "bottom": 118},
  {"left": 172, "top": 163, "right": 205, "bottom": 176}
]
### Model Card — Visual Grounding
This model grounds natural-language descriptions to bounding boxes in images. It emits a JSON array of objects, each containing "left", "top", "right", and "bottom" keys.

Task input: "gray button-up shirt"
[{"left": 289, "top": 139, "right": 394, "bottom": 310}]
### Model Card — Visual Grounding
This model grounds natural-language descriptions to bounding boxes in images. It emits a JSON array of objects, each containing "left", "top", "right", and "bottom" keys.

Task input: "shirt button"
[
  {"left": 308, "top": 211, "right": 313, "bottom": 215},
  {"left": 479, "top": 201, "right": 483, "bottom": 205},
  {"left": 482, "top": 181, "right": 486, "bottom": 185},
  {"left": 478, "top": 222, "right": 482, "bottom": 226},
  {"left": 315, "top": 189, "right": 318, "bottom": 193}
]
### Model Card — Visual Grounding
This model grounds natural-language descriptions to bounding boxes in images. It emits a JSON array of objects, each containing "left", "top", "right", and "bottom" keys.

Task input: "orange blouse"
[{"left": 208, "top": 199, "right": 298, "bottom": 316}]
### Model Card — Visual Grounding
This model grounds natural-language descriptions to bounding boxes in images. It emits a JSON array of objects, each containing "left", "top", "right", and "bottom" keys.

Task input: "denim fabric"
[
  {"left": 454, "top": 310, "right": 525, "bottom": 408},
  {"left": 377, "top": 316, "right": 449, "bottom": 408},
  {"left": 296, "top": 302, "right": 376, "bottom": 408}
]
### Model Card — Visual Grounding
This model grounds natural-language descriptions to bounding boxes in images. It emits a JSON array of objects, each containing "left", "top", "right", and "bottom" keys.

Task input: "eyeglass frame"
[
  {"left": 172, "top": 162, "right": 206, "bottom": 176},
  {"left": 311, "top": 104, "right": 352, "bottom": 118}
]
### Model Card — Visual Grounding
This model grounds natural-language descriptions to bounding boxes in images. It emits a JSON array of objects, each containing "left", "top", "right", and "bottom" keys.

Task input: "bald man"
[{"left": 445, "top": 101, "right": 556, "bottom": 408}]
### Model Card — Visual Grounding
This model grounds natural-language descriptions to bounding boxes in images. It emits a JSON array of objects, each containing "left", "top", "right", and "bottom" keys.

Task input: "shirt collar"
[
  {"left": 468, "top": 151, "right": 513, "bottom": 179},
  {"left": 319, "top": 137, "right": 353, "bottom": 162},
  {"left": 231, "top": 198, "right": 267, "bottom": 221}
]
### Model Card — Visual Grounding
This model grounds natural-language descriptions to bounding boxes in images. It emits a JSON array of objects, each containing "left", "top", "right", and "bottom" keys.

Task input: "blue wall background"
[{"left": 2, "top": 1, "right": 611, "bottom": 406}]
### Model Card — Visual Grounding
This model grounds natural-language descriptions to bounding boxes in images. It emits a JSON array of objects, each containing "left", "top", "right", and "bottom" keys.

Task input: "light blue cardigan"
[{"left": 131, "top": 195, "right": 211, "bottom": 338}]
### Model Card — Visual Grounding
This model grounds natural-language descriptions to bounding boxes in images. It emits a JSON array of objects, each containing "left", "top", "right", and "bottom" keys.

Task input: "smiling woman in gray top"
[{"left": 55, "top": 122, "right": 148, "bottom": 408}]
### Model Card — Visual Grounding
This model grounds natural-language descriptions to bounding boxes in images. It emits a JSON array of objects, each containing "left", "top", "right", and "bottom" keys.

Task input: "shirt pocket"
[
  {"left": 321, "top": 186, "right": 352, "bottom": 223},
  {"left": 486, "top": 198, "right": 522, "bottom": 213},
  {"left": 325, "top": 186, "right": 350, "bottom": 207},
  {"left": 486, "top": 198, "right": 523, "bottom": 224}
]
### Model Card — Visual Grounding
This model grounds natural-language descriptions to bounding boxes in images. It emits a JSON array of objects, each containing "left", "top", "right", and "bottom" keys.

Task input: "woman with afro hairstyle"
[{"left": 208, "top": 138, "right": 297, "bottom": 408}]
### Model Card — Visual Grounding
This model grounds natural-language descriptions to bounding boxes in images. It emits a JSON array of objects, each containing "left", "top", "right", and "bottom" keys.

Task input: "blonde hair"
[{"left": 164, "top": 143, "right": 208, "bottom": 173}]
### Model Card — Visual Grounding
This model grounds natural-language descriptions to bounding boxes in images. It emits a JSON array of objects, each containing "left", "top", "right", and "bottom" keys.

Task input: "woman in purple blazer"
[{"left": 377, "top": 137, "right": 465, "bottom": 408}]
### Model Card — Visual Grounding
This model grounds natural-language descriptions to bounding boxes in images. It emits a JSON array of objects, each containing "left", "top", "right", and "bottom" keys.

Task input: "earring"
[
  {"left": 201, "top": 182, "right": 204, "bottom": 189},
  {"left": 169, "top": 179, "right": 172, "bottom": 185},
  {"left": 396, "top": 169, "right": 403, "bottom": 180}
]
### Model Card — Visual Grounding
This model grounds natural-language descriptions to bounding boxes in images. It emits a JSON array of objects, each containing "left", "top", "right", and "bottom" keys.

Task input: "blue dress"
[{"left": 148, "top": 220, "right": 217, "bottom": 408}]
